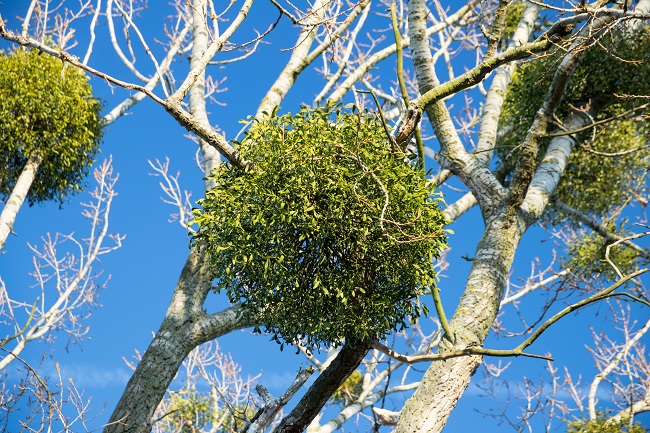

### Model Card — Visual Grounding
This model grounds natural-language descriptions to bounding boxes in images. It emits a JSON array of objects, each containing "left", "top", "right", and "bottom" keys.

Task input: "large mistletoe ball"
[
  {"left": 0, "top": 48, "right": 103, "bottom": 205},
  {"left": 194, "top": 105, "right": 447, "bottom": 350}
]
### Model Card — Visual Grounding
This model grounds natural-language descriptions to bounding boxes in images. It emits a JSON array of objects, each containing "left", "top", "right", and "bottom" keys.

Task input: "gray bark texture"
[
  {"left": 274, "top": 341, "right": 371, "bottom": 433},
  {"left": 105, "top": 247, "right": 250, "bottom": 433},
  {"left": 188, "top": 0, "right": 220, "bottom": 190}
]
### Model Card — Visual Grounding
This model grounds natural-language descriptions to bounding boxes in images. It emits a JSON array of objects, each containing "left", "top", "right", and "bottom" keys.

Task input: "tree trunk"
[
  {"left": 0, "top": 151, "right": 43, "bottom": 251},
  {"left": 105, "top": 5, "right": 252, "bottom": 429},
  {"left": 395, "top": 1, "right": 596, "bottom": 431},
  {"left": 395, "top": 213, "right": 524, "bottom": 432},
  {"left": 105, "top": 248, "right": 249, "bottom": 433}
]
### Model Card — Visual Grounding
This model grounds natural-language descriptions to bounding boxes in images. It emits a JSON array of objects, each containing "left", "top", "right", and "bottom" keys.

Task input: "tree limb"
[
  {"left": 273, "top": 340, "right": 371, "bottom": 433},
  {"left": 244, "top": 367, "right": 316, "bottom": 433},
  {"left": 372, "top": 268, "right": 648, "bottom": 366}
]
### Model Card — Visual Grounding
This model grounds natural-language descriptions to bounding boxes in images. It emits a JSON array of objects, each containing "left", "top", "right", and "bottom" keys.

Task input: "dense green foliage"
[
  {"left": 566, "top": 414, "right": 646, "bottom": 433},
  {"left": 498, "top": 28, "right": 650, "bottom": 221},
  {"left": 194, "top": 105, "right": 447, "bottom": 350},
  {"left": 0, "top": 48, "right": 103, "bottom": 205}
]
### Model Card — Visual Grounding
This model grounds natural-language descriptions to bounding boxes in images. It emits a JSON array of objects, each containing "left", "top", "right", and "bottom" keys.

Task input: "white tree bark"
[
  {"left": 396, "top": 209, "right": 525, "bottom": 433},
  {"left": 475, "top": 3, "right": 539, "bottom": 165},
  {"left": 406, "top": 0, "right": 504, "bottom": 216},
  {"left": 256, "top": 0, "right": 331, "bottom": 118},
  {"left": 189, "top": 0, "right": 220, "bottom": 190},
  {"left": 0, "top": 151, "right": 43, "bottom": 251}
]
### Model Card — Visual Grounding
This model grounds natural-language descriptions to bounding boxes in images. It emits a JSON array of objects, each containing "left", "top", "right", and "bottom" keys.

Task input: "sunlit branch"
[
  {"left": 611, "top": 392, "right": 650, "bottom": 423},
  {"left": 81, "top": 0, "right": 102, "bottom": 65},
  {"left": 208, "top": 37, "right": 263, "bottom": 65},
  {"left": 313, "top": 3, "right": 370, "bottom": 106},
  {"left": 442, "top": 191, "right": 476, "bottom": 224},
  {"left": 326, "top": 0, "right": 480, "bottom": 103},
  {"left": 106, "top": 0, "right": 150, "bottom": 82},
  {"left": 588, "top": 316, "right": 650, "bottom": 420},
  {"left": 20, "top": 0, "right": 38, "bottom": 37},
  {"left": 168, "top": 0, "right": 254, "bottom": 105},
  {"left": 302, "top": 0, "right": 371, "bottom": 67},
  {"left": 432, "top": 27, "right": 458, "bottom": 81},
  {"left": 268, "top": 0, "right": 303, "bottom": 25},
  {"left": 148, "top": 158, "right": 195, "bottom": 231},
  {"left": 311, "top": 382, "right": 420, "bottom": 433},
  {"left": 605, "top": 232, "right": 650, "bottom": 279},
  {"left": 390, "top": 2, "right": 425, "bottom": 172},
  {"left": 483, "top": 0, "right": 510, "bottom": 59},
  {"left": 103, "top": 21, "right": 190, "bottom": 124},
  {"left": 518, "top": 9, "right": 634, "bottom": 223},
  {"left": 544, "top": 102, "right": 650, "bottom": 138},
  {"left": 475, "top": 3, "right": 539, "bottom": 166},
  {"left": 0, "top": 292, "right": 39, "bottom": 348},
  {"left": 113, "top": 0, "right": 169, "bottom": 96},
  {"left": 362, "top": 79, "right": 398, "bottom": 106},
  {"left": 255, "top": 0, "right": 333, "bottom": 117},
  {"left": 500, "top": 269, "right": 569, "bottom": 307},
  {"left": 372, "top": 269, "right": 647, "bottom": 365},
  {"left": 0, "top": 158, "right": 123, "bottom": 372},
  {"left": 0, "top": 24, "right": 165, "bottom": 104}
]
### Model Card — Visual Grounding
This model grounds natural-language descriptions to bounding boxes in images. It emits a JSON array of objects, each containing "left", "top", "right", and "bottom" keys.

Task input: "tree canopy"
[{"left": 498, "top": 27, "right": 650, "bottom": 222}]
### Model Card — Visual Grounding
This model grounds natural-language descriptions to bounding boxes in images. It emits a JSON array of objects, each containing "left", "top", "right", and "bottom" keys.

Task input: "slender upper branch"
[
  {"left": 371, "top": 268, "right": 647, "bottom": 365},
  {"left": 326, "top": 0, "right": 480, "bottom": 103},
  {"left": 167, "top": 0, "right": 255, "bottom": 105}
]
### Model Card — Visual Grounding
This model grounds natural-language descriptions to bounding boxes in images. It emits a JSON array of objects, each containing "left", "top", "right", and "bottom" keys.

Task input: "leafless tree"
[{"left": 0, "top": 158, "right": 123, "bottom": 431}]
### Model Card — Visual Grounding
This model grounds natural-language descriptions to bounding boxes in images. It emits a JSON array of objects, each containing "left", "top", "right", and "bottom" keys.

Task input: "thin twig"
[{"left": 372, "top": 269, "right": 648, "bottom": 365}]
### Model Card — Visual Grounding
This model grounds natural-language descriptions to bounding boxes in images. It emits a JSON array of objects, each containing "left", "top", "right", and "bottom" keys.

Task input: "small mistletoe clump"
[
  {"left": 193, "top": 104, "right": 447, "bottom": 351},
  {"left": 0, "top": 48, "right": 104, "bottom": 205}
]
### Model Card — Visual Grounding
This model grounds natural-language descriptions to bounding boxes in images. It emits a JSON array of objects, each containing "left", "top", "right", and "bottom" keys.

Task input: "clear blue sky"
[{"left": 1, "top": 1, "right": 648, "bottom": 431}]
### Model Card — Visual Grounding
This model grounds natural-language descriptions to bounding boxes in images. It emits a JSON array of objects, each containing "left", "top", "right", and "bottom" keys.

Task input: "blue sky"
[{"left": 1, "top": 0, "right": 649, "bottom": 432}]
